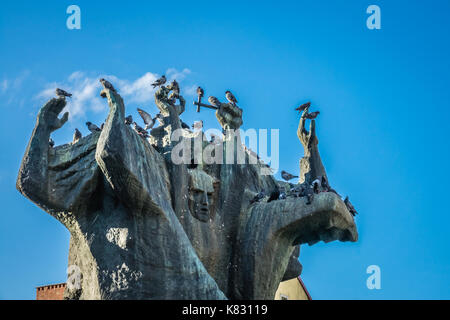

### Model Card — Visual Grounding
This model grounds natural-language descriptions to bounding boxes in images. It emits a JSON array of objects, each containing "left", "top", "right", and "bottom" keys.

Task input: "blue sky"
[{"left": 1, "top": 0, "right": 449, "bottom": 299}]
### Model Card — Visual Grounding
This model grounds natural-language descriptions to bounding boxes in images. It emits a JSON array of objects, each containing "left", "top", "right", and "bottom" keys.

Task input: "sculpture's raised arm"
[
  {"left": 297, "top": 109, "right": 327, "bottom": 184},
  {"left": 16, "top": 98, "right": 94, "bottom": 216},
  {"left": 95, "top": 88, "right": 175, "bottom": 214},
  {"left": 17, "top": 98, "right": 67, "bottom": 210}
]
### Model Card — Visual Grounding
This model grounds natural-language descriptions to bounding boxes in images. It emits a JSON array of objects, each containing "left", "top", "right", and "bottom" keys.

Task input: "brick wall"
[{"left": 36, "top": 283, "right": 66, "bottom": 300}]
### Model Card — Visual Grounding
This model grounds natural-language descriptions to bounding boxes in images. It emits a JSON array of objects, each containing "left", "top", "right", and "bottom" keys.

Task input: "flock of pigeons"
[
  {"left": 250, "top": 172, "right": 357, "bottom": 216},
  {"left": 54, "top": 79, "right": 357, "bottom": 217},
  {"left": 54, "top": 75, "right": 241, "bottom": 143}
]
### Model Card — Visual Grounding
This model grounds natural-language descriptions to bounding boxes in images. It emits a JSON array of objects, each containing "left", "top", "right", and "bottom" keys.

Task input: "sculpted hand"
[
  {"left": 298, "top": 108, "right": 318, "bottom": 148},
  {"left": 38, "top": 98, "right": 69, "bottom": 132}
]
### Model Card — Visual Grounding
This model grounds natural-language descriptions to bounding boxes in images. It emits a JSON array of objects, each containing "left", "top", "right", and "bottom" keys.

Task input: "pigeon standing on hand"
[
  {"left": 73, "top": 128, "right": 82, "bottom": 144},
  {"left": 225, "top": 90, "right": 238, "bottom": 105},
  {"left": 137, "top": 108, "right": 155, "bottom": 131},
  {"left": 281, "top": 170, "right": 299, "bottom": 181},
  {"left": 169, "top": 80, "right": 180, "bottom": 95},
  {"left": 55, "top": 88, "right": 72, "bottom": 99},
  {"left": 86, "top": 122, "right": 101, "bottom": 133},
  {"left": 99, "top": 78, "right": 116, "bottom": 92},
  {"left": 295, "top": 101, "right": 310, "bottom": 113},
  {"left": 304, "top": 111, "right": 320, "bottom": 119},
  {"left": 151, "top": 75, "right": 166, "bottom": 88}
]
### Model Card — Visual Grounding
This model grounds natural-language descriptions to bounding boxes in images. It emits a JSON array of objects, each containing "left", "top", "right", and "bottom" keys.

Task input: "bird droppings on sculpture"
[{"left": 17, "top": 76, "right": 358, "bottom": 300}]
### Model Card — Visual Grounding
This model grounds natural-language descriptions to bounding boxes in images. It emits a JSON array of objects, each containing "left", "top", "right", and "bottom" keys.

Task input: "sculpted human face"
[
  {"left": 189, "top": 187, "right": 213, "bottom": 222},
  {"left": 188, "top": 169, "right": 217, "bottom": 222}
]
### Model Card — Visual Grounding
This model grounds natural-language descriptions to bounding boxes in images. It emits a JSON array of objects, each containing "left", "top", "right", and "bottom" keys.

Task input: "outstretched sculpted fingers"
[
  {"left": 38, "top": 98, "right": 69, "bottom": 132},
  {"left": 55, "top": 111, "right": 69, "bottom": 130}
]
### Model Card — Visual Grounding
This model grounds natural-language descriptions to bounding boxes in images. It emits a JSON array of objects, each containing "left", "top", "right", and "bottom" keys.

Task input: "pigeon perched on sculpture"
[
  {"left": 86, "top": 122, "right": 101, "bottom": 133},
  {"left": 151, "top": 75, "right": 167, "bottom": 88},
  {"left": 295, "top": 101, "right": 310, "bottom": 113},
  {"left": 125, "top": 115, "right": 133, "bottom": 125},
  {"left": 225, "top": 90, "right": 238, "bottom": 105},
  {"left": 137, "top": 108, "right": 156, "bottom": 131},
  {"left": 55, "top": 88, "right": 72, "bottom": 99},
  {"left": 99, "top": 78, "right": 116, "bottom": 94},
  {"left": 72, "top": 128, "right": 82, "bottom": 144},
  {"left": 281, "top": 170, "right": 298, "bottom": 181}
]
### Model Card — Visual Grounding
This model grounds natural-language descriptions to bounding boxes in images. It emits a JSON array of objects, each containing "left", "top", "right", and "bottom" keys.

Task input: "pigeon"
[
  {"left": 154, "top": 113, "right": 164, "bottom": 126},
  {"left": 281, "top": 170, "right": 298, "bottom": 181},
  {"left": 192, "top": 120, "right": 203, "bottom": 130},
  {"left": 208, "top": 96, "right": 221, "bottom": 108},
  {"left": 302, "top": 185, "right": 314, "bottom": 205},
  {"left": 295, "top": 101, "right": 311, "bottom": 113},
  {"left": 73, "top": 128, "right": 82, "bottom": 144},
  {"left": 187, "top": 158, "right": 198, "bottom": 169},
  {"left": 267, "top": 189, "right": 280, "bottom": 203},
  {"left": 304, "top": 111, "right": 320, "bottom": 119},
  {"left": 169, "top": 79, "right": 180, "bottom": 95},
  {"left": 99, "top": 78, "right": 116, "bottom": 92},
  {"left": 49, "top": 138, "right": 55, "bottom": 148},
  {"left": 55, "top": 88, "right": 72, "bottom": 98},
  {"left": 151, "top": 75, "right": 166, "bottom": 88},
  {"left": 290, "top": 185, "right": 303, "bottom": 197},
  {"left": 86, "top": 122, "right": 101, "bottom": 133},
  {"left": 250, "top": 189, "right": 265, "bottom": 204},
  {"left": 321, "top": 176, "right": 330, "bottom": 191},
  {"left": 181, "top": 121, "right": 190, "bottom": 130},
  {"left": 137, "top": 108, "right": 155, "bottom": 130},
  {"left": 312, "top": 179, "right": 321, "bottom": 194},
  {"left": 225, "top": 91, "right": 238, "bottom": 105},
  {"left": 133, "top": 122, "right": 149, "bottom": 138},
  {"left": 125, "top": 115, "right": 133, "bottom": 125},
  {"left": 344, "top": 196, "right": 358, "bottom": 216},
  {"left": 197, "top": 87, "right": 204, "bottom": 100}
]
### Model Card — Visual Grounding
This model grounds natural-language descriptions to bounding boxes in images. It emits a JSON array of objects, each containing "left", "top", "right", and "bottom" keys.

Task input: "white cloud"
[
  {"left": 183, "top": 84, "right": 199, "bottom": 97},
  {"left": 37, "top": 75, "right": 104, "bottom": 119},
  {"left": 166, "top": 68, "right": 191, "bottom": 82},
  {"left": 0, "top": 79, "right": 8, "bottom": 93},
  {"left": 37, "top": 68, "right": 193, "bottom": 120},
  {"left": 1, "top": 70, "right": 30, "bottom": 95}
]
